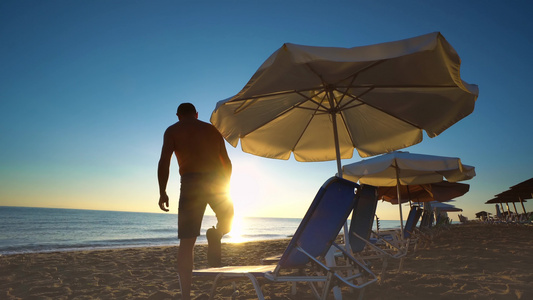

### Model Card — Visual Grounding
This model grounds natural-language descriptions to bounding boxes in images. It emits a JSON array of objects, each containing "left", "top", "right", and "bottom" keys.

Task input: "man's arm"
[
  {"left": 157, "top": 130, "right": 173, "bottom": 212},
  {"left": 219, "top": 136, "right": 232, "bottom": 180}
]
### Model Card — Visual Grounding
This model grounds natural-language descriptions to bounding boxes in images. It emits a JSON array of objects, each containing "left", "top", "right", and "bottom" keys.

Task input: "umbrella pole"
[
  {"left": 329, "top": 93, "right": 343, "bottom": 178},
  {"left": 330, "top": 103, "right": 351, "bottom": 250},
  {"left": 327, "top": 94, "right": 347, "bottom": 300},
  {"left": 505, "top": 202, "right": 511, "bottom": 220},
  {"left": 407, "top": 186, "right": 412, "bottom": 207},
  {"left": 395, "top": 167, "right": 405, "bottom": 237},
  {"left": 520, "top": 197, "right": 527, "bottom": 214}
]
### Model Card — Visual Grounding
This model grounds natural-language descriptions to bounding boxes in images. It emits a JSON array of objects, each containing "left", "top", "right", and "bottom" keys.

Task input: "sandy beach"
[{"left": 1, "top": 223, "right": 532, "bottom": 299}]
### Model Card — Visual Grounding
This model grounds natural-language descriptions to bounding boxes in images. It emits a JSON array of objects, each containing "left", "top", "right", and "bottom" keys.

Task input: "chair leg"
[
  {"left": 209, "top": 274, "right": 223, "bottom": 300},
  {"left": 398, "top": 257, "right": 404, "bottom": 272},
  {"left": 321, "top": 272, "right": 335, "bottom": 300},
  {"left": 357, "top": 287, "right": 366, "bottom": 300},
  {"left": 307, "top": 281, "right": 322, "bottom": 299},
  {"left": 380, "top": 258, "right": 389, "bottom": 282},
  {"left": 243, "top": 274, "right": 266, "bottom": 300},
  {"left": 291, "top": 282, "right": 297, "bottom": 295}
]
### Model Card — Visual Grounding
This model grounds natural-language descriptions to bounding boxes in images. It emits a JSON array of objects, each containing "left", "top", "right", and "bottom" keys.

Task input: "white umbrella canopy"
[
  {"left": 211, "top": 32, "right": 478, "bottom": 175},
  {"left": 342, "top": 151, "right": 476, "bottom": 186}
]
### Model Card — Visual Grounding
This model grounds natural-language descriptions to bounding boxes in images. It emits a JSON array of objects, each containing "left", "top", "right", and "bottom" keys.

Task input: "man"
[{"left": 157, "top": 103, "right": 233, "bottom": 300}]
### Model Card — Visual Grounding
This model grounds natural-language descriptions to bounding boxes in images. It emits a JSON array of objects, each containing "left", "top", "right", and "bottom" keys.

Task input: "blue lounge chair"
[
  {"left": 403, "top": 205, "right": 423, "bottom": 239},
  {"left": 193, "top": 176, "right": 377, "bottom": 300},
  {"left": 420, "top": 208, "right": 435, "bottom": 228},
  {"left": 348, "top": 185, "right": 379, "bottom": 254},
  {"left": 347, "top": 185, "right": 406, "bottom": 278},
  {"left": 375, "top": 206, "right": 422, "bottom": 248}
]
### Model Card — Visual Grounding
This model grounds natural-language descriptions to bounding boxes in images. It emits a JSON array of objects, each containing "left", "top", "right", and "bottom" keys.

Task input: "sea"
[{"left": 0, "top": 206, "right": 401, "bottom": 256}]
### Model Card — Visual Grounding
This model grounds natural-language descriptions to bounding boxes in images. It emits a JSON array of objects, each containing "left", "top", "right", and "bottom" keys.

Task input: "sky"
[{"left": 1, "top": 0, "right": 533, "bottom": 222}]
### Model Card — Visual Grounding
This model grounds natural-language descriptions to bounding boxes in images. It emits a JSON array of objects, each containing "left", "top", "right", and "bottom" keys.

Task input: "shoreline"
[
  {"left": 2, "top": 223, "right": 532, "bottom": 299},
  {"left": 0, "top": 237, "right": 294, "bottom": 257}
]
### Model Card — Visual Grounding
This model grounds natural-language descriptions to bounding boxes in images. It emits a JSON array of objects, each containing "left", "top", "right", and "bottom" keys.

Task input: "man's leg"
[
  {"left": 207, "top": 189, "right": 234, "bottom": 267},
  {"left": 210, "top": 191, "right": 234, "bottom": 235},
  {"left": 206, "top": 226, "right": 222, "bottom": 267},
  {"left": 177, "top": 237, "right": 196, "bottom": 300}
]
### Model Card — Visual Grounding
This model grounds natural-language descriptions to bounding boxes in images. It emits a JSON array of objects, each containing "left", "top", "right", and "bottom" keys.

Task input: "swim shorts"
[{"left": 178, "top": 173, "right": 234, "bottom": 239}]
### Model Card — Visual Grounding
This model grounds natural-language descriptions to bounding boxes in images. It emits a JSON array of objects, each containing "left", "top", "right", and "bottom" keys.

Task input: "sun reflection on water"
[{"left": 226, "top": 215, "right": 247, "bottom": 244}]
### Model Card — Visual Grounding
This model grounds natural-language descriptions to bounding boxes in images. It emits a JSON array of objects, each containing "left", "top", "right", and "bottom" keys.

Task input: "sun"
[
  {"left": 224, "top": 159, "right": 268, "bottom": 243},
  {"left": 227, "top": 159, "right": 269, "bottom": 216}
]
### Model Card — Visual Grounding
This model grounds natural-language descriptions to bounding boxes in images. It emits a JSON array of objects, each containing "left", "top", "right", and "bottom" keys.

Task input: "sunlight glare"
[
  {"left": 227, "top": 215, "right": 247, "bottom": 243},
  {"left": 229, "top": 159, "right": 268, "bottom": 217}
]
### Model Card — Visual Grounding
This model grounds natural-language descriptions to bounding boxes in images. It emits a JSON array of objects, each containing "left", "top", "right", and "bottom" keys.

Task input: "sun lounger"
[
  {"left": 420, "top": 208, "right": 435, "bottom": 228},
  {"left": 366, "top": 205, "right": 422, "bottom": 254},
  {"left": 348, "top": 186, "right": 408, "bottom": 277},
  {"left": 357, "top": 205, "right": 426, "bottom": 273},
  {"left": 458, "top": 214, "right": 469, "bottom": 223},
  {"left": 348, "top": 185, "right": 379, "bottom": 254},
  {"left": 193, "top": 176, "right": 377, "bottom": 300},
  {"left": 396, "top": 205, "right": 426, "bottom": 251},
  {"left": 404, "top": 206, "right": 423, "bottom": 239}
]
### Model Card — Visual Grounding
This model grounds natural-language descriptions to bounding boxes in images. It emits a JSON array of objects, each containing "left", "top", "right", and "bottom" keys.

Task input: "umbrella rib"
[
  {"left": 229, "top": 88, "right": 320, "bottom": 104},
  {"left": 333, "top": 57, "right": 451, "bottom": 89},
  {"left": 336, "top": 101, "right": 356, "bottom": 148},
  {"left": 349, "top": 92, "right": 424, "bottom": 130},
  {"left": 342, "top": 59, "right": 387, "bottom": 83},
  {"left": 288, "top": 93, "right": 330, "bottom": 152},
  {"left": 332, "top": 72, "right": 360, "bottom": 111},
  {"left": 336, "top": 84, "right": 460, "bottom": 89},
  {"left": 238, "top": 93, "right": 329, "bottom": 145},
  {"left": 294, "top": 90, "right": 331, "bottom": 113},
  {"left": 238, "top": 100, "right": 306, "bottom": 138},
  {"left": 301, "top": 62, "right": 355, "bottom": 114},
  {"left": 335, "top": 86, "right": 374, "bottom": 111}
]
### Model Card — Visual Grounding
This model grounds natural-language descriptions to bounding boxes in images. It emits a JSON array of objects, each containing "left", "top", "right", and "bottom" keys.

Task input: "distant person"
[{"left": 157, "top": 103, "right": 233, "bottom": 300}]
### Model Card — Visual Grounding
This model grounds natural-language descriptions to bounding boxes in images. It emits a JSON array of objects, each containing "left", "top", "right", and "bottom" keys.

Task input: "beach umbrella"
[
  {"left": 426, "top": 201, "right": 463, "bottom": 212},
  {"left": 510, "top": 178, "right": 533, "bottom": 193},
  {"left": 509, "top": 178, "right": 533, "bottom": 213},
  {"left": 342, "top": 151, "right": 475, "bottom": 233},
  {"left": 486, "top": 194, "right": 527, "bottom": 215},
  {"left": 496, "top": 189, "right": 531, "bottom": 214},
  {"left": 211, "top": 32, "right": 478, "bottom": 177},
  {"left": 486, "top": 197, "right": 512, "bottom": 218},
  {"left": 476, "top": 211, "right": 489, "bottom": 222},
  {"left": 378, "top": 181, "right": 470, "bottom": 204},
  {"left": 475, "top": 211, "right": 489, "bottom": 218},
  {"left": 504, "top": 178, "right": 533, "bottom": 214}
]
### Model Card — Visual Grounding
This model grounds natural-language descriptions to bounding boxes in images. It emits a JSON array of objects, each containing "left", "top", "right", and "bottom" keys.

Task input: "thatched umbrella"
[{"left": 494, "top": 189, "right": 531, "bottom": 214}]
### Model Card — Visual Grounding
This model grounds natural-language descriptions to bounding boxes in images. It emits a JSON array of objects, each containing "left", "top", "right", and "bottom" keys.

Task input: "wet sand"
[{"left": 1, "top": 223, "right": 532, "bottom": 299}]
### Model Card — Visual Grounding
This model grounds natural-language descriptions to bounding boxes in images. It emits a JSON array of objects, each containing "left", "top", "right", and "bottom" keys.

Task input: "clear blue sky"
[{"left": 1, "top": 0, "right": 532, "bottom": 221}]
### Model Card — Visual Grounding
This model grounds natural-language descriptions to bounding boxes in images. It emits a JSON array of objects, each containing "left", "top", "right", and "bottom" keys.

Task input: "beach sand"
[{"left": 1, "top": 223, "right": 532, "bottom": 299}]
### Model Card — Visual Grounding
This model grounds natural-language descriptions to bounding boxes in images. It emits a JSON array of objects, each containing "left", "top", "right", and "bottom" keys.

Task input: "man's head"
[{"left": 177, "top": 103, "right": 198, "bottom": 120}]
